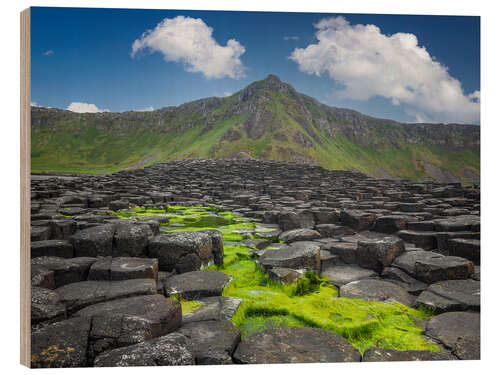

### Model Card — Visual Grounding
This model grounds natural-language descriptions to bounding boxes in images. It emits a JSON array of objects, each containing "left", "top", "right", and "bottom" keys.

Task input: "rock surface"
[{"left": 233, "top": 328, "right": 361, "bottom": 364}]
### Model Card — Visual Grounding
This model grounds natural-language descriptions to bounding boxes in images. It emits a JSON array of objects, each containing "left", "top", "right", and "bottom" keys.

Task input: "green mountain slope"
[{"left": 31, "top": 75, "right": 480, "bottom": 183}]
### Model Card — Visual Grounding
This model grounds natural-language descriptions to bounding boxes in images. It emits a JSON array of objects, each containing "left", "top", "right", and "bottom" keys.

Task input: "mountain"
[{"left": 31, "top": 74, "right": 480, "bottom": 183}]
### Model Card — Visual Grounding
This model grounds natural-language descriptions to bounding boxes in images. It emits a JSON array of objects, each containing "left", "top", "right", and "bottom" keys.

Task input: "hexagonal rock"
[
  {"left": 31, "top": 286, "right": 66, "bottom": 324},
  {"left": 257, "top": 241, "right": 321, "bottom": 272},
  {"left": 415, "top": 279, "right": 480, "bottom": 313},
  {"left": 182, "top": 296, "right": 242, "bottom": 324},
  {"left": 113, "top": 223, "right": 150, "bottom": 257},
  {"left": 322, "top": 241, "right": 359, "bottom": 264},
  {"left": 233, "top": 328, "right": 361, "bottom": 364},
  {"left": 31, "top": 256, "right": 97, "bottom": 288},
  {"left": 31, "top": 317, "right": 91, "bottom": 368},
  {"left": 267, "top": 267, "right": 302, "bottom": 284},
  {"left": 93, "top": 332, "right": 195, "bottom": 367},
  {"left": 433, "top": 215, "right": 480, "bottom": 232},
  {"left": 88, "top": 257, "right": 158, "bottom": 281},
  {"left": 49, "top": 219, "right": 77, "bottom": 240},
  {"left": 178, "top": 320, "right": 241, "bottom": 365},
  {"left": 396, "top": 230, "right": 437, "bottom": 250},
  {"left": 31, "top": 264, "right": 55, "bottom": 289},
  {"left": 321, "top": 265, "right": 377, "bottom": 287},
  {"left": 71, "top": 224, "right": 116, "bottom": 257},
  {"left": 74, "top": 295, "right": 181, "bottom": 357},
  {"left": 56, "top": 279, "right": 157, "bottom": 312},
  {"left": 340, "top": 210, "right": 375, "bottom": 231},
  {"left": 75, "top": 294, "right": 181, "bottom": 335},
  {"left": 339, "top": 279, "right": 415, "bottom": 306},
  {"left": 148, "top": 231, "right": 213, "bottom": 272},
  {"left": 31, "top": 226, "right": 51, "bottom": 241},
  {"left": 164, "top": 270, "right": 231, "bottom": 300},
  {"left": 198, "top": 229, "right": 224, "bottom": 266},
  {"left": 315, "top": 224, "right": 355, "bottom": 238},
  {"left": 381, "top": 267, "right": 428, "bottom": 296},
  {"left": 425, "top": 312, "right": 480, "bottom": 360},
  {"left": 414, "top": 291, "right": 467, "bottom": 314},
  {"left": 448, "top": 238, "right": 480, "bottom": 265},
  {"left": 31, "top": 240, "right": 74, "bottom": 258},
  {"left": 414, "top": 256, "right": 473, "bottom": 283},
  {"left": 278, "top": 210, "right": 315, "bottom": 231},
  {"left": 392, "top": 250, "right": 444, "bottom": 276},
  {"left": 372, "top": 215, "right": 408, "bottom": 234},
  {"left": 362, "top": 347, "right": 456, "bottom": 361},
  {"left": 358, "top": 236, "right": 405, "bottom": 272},
  {"left": 279, "top": 228, "right": 322, "bottom": 244}
]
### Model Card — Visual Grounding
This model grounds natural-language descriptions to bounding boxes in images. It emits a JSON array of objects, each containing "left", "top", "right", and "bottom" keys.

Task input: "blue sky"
[{"left": 31, "top": 7, "right": 480, "bottom": 124}]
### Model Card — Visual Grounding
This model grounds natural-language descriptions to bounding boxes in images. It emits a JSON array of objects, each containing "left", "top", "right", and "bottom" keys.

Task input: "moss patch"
[{"left": 115, "top": 205, "right": 439, "bottom": 354}]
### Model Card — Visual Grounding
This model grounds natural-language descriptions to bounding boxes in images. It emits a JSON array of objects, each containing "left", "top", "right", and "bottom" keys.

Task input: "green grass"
[{"left": 112, "top": 205, "right": 440, "bottom": 354}]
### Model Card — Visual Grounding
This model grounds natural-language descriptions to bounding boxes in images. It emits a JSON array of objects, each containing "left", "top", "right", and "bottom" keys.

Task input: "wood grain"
[{"left": 20, "top": 7, "right": 31, "bottom": 368}]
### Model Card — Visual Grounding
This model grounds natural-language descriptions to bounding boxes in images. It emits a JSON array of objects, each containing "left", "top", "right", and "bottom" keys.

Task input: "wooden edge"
[{"left": 20, "top": 7, "right": 31, "bottom": 368}]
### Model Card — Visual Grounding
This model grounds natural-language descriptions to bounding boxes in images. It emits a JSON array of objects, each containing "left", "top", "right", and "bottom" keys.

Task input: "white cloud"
[
  {"left": 284, "top": 36, "right": 299, "bottom": 41},
  {"left": 43, "top": 50, "right": 54, "bottom": 56},
  {"left": 223, "top": 91, "right": 232, "bottom": 97},
  {"left": 131, "top": 16, "right": 246, "bottom": 79},
  {"left": 290, "top": 16, "right": 480, "bottom": 124},
  {"left": 136, "top": 106, "right": 154, "bottom": 112},
  {"left": 66, "top": 102, "right": 110, "bottom": 113},
  {"left": 31, "top": 101, "right": 38, "bottom": 107}
]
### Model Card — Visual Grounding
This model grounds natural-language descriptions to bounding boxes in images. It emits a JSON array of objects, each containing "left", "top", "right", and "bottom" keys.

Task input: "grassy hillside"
[{"left": 31, "top": 75, "right": 480, "bottom": 183}]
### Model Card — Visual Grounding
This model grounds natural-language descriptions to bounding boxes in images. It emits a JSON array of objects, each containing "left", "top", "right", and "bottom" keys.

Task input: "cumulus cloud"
[
  {"left": 284, "top": 36, "right": 299, "bottom": 41},
  {"left": 131, "top": 16, "right": 246, "bottom": 79},
  {"left": 31, "top": 101, "right": 38, "bottom": 107},
  {"left": 43, "top": 50, "right": 54, "bottom": 56},
  {"left": 136, "top": 106, "right": 154, "bottom": 112},
  {"left": 223, "top": 91, "right": 233, "bottom": 97},
  {"left": 290, "top": 16, "right": 480, "bottom": 124},
  {"left": 66, "top": 102, "right": 110, "bottom": 113}
]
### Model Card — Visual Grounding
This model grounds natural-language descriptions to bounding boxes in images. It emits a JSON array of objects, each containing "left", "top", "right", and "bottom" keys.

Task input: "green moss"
[{"left": 114, "top": 205, "right": 439, "bottom": 354}]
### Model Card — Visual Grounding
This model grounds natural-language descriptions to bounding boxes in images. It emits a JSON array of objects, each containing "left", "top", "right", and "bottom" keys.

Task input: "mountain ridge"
[{"left": 31, "top": 74, "right": 480, "bottom": 183}]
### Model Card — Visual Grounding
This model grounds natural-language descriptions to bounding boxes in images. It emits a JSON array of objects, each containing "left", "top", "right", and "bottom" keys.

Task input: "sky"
[{"left": 31, "top": 7, "right": 480, "bottom": 124}]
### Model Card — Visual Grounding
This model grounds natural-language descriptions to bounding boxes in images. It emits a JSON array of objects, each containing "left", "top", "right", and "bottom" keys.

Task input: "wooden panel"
[{"left": 20, "top": 7, "right": 31, "bottom": 368}]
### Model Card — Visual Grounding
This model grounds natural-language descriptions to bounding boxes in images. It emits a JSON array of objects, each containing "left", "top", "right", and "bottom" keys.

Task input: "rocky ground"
[{"left": 30, "top": 159, "right": 480, "bottom": 367}]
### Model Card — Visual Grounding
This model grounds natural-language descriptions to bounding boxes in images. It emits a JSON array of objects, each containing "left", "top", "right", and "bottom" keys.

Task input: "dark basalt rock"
[
  {"left": 88, "top": 257, "right": 158, "bottom": 281},
  {"left": 198, "top": 229, "right": 224, "bottom": 265},
  {"left": 321, "top": 265, "right": 377, "bottom": 287},
  {"left": 56, "top": 279, "right": 157, "bottom": 312},
  {"left": 321, "top": 241, "right": 359, "bottom": 264},
  {"left": 31, "top": 317, "right": 92, "bottom": 368},
  {"left": 392, "top": 250, "right": 444, "bottom": 276},
  {"left": 31, "top": 239, "right": 74, "bottom": 258},
  {"left": 414, "top": 256, "right": 473, "bottom": 283},
  {"left": 339, "top": 279, "right": 415, "bottom": 306},
  {"left": 31, "top": 256, "right": 97, "bottom": 287},
  {"left": 71, "top": 224, "right": 116, "bottom": 257},
  {"left": 164, "top": 270, "right": 231, "bottom": 300},
  {"left": 93, "top": 332, "right": 195, "bottom": 367},
  {"left": 233, "top": 328, "right": 361, "bottom": 364},
  {"left": 357, "top": 235, "right": 405, "bottom": 272},
  {"left": 425, "top": 312, "right": 480, "bottom": 360},
  {"left": 257, "top": 241, "right": 321, "bottom": 271},
  {"left": 178, "top": 320, "right": 241, "bottom": 364},
  {"left": 267, "top": 267, "right": 302, "bottom": 284},
  {"left": 31, "top": 286, "right": 66, "bottom": 324},
  {"left": 113, "top": 223, "right": 150, "bottom": 257},
  {"left": 340, "top": 210, "right": 375, "bottom": 231},
  {"left": 448, "top": 238, "right": 480, "bottom": 265},
  {"left": 279, "top": 228, "right": 322, "bottom": 243},
  {"left": 415, "top": 279, "right": 480, "bottom": 312},
  {"left": 183, "top": 296, "right": 241, "bottom": 323},
  {"left": 147, "top": 231, "right": 213, "bottom": 272},
  {"left": 362, "top": 347, "right": 456, "bottom": 361},
  {"left": 74, "top": 294, "right": 181, "bottom": 335}
]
